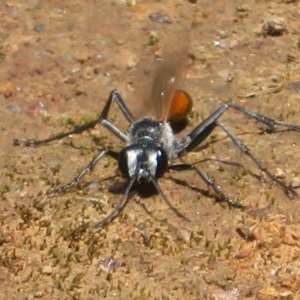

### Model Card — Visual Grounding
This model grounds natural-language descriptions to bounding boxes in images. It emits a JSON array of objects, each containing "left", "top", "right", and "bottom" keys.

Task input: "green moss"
[
  {"left": 126, "top": 0, "right": 137, "bottom": 7},
  {"left": 148, "top": 31, "right": 159, "bottom": 46}
]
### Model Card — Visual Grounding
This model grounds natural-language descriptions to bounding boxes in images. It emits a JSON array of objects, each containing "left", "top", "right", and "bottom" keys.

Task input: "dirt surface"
[{"left": 1, "top": 1, "right": 300, "bottom": 299}]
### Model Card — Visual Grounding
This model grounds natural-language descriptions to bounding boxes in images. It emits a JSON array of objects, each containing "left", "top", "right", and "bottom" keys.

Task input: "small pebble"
[
  {"left": 262, "top": 17, "right": 286, "bottom": 36},
  {"left": 41, "top": 265, "right": 52, "bottom": 275},
  {"left": 287, "top": 81, "right": 300, "bottom": 93},
  {"left": 126, "top": 54, "right": 138, "bottom": 69},
  {"left": 290, "top": 176, "right": 300, "bottom": 188},
  {"left": 44, "top": 157, "right": 61, "bottom": 172},
  {"left": 99, "top": 257, "right": 121, "bottom": 273},
  {"left": 236, "top": 226, "right": 256, "bottom": 241},
  {"left": 34, "top": 291, "right": 44, "bottom": 298},
  {"left": 34, "top": 23, "right": 46, "bottom": 32},
  {"left": 149, "top": 12, "right": 172, "bottom": 24},
  {"left": 86, "top": 181, "right": 100, "bottom": 191},
  {"left": 275, "top": 167, "right": 285, "bottom": 179},
  {"left": 235, "top": 4, "right": 250, "bottom": 18},
  {"left": 245, "top": 92, "right": 256, "bottom": 98},
  {"left": 178, "top": 229, "right": 192, "bottom": 244},
  {"left": 73, "top": 50, "right": 91, "bottom": 64},
  {"left": 216, "top": 30, "right": 230, "bottom": 38},
  {"left": 6, "top": 103, "right": 22, "bottom": 114}
]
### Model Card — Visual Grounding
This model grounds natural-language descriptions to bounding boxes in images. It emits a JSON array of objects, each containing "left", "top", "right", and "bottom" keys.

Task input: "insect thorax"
[{"left": 127, "top": 117, "right": 175, "bottom": 155}]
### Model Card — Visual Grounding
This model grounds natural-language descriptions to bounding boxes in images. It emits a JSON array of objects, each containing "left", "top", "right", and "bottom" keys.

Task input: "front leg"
[{"left": 48, "top": 148, "right": 118, "bottom": 195}]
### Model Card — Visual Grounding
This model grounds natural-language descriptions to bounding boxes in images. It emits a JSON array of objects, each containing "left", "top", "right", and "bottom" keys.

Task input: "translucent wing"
[{"left": 150, "top": 45, "right": 191, "bottom": 122}]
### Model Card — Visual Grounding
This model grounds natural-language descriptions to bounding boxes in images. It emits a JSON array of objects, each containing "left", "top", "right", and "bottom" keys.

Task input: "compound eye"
[
  {"left": 118, "top": 148, "right": 130, "bottom": 179},
  {"left": 155, "top": 148, "right": 168, "bottom": 178}
]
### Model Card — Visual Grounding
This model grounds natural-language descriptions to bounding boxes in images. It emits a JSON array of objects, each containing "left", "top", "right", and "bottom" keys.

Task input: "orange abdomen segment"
[{"left": 168, "top": 90, "right": 193, "bottom": 122}]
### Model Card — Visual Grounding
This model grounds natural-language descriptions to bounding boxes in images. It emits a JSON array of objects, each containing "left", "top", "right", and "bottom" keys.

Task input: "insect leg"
[
  {"left": 228, "top": 104, "right": 300, "bottom": 132},
  {"left": 175, "top": 102, "right": 298, "bottom": 196},
  {"left": 99, "top": 89, "right": 135, "bottom": 123},
  {"left": 14, "top": 89, "right": 133, "bottom": 146},
  {"left": 176, "top": 104, "right": 229, "bottom": 155},
  {"left": 217, "top": 121, "right": 296, "bottom": 197},
  {"left": 169, "top": 162, "right": 244, "bottom": 208},
  {"left": 90, "top": 179, "right": 135, "bottom": 228},
  {"left": 176, "top": 102, "right": 300, "bottom": 156},
  {"left": 48, "top": 148, "right": 118, "bottom": 195},
  {"left": 150, "top": 176, "right": 190, "bottom": 221}
]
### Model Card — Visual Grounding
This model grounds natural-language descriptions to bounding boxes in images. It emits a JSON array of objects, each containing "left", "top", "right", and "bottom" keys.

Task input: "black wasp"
[{"left": 14, "top": 52, "right": 300, "bottom": 228}]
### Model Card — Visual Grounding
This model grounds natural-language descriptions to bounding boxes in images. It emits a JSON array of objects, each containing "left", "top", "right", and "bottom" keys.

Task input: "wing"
[{"left": 150, "top": 45, "right": 191, "bottom": 122}]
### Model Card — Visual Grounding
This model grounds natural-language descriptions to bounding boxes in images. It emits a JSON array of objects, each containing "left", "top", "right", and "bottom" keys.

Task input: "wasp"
[{"left": 14, "top": 51, "right": 300, "bottom": 228}]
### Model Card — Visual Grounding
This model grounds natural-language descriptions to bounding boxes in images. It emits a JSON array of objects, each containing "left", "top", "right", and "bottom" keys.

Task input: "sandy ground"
[{"left": 1, "top": 0, "right": 300, "bottom": 299}]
